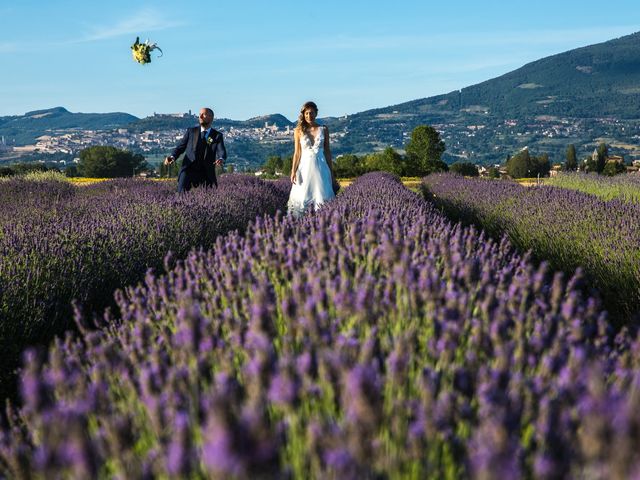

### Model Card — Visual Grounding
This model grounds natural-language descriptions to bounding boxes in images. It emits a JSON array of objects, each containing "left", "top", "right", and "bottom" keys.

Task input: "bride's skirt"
[{"left": 287, "top": 151, "right": 335, "bottom": 217}]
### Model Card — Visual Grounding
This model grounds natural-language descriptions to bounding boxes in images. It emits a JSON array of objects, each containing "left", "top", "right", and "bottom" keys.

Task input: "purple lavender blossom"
[{"left": 2, "top": 172, "right": 640, "bottom": 478}]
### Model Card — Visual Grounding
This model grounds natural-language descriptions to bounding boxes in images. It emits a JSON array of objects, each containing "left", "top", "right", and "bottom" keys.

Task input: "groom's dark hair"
[{"left": 204, "top": 107, "right": 214, "bottom": 117}]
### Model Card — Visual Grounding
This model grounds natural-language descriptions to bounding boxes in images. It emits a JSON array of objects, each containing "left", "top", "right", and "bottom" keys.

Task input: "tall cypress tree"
[
  {"left": 596, "top": 142, "right": 608, "bottom": 173},
  {"left": 565, "top": 144, "right": 577, "bottom": 171}
]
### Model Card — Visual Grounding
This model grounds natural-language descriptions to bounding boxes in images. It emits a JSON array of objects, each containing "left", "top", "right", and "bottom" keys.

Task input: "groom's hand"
[
  {"left": 215, "top": 159, "right": 224, "bottom": 166},
  {"left": 164, "top": 156, "right": 174, "bottom": 166}
]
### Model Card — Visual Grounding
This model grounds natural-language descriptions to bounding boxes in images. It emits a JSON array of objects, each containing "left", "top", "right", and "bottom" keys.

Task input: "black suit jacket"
[{"left": 171, "top": 126, "right": 227, "bottom": 186}]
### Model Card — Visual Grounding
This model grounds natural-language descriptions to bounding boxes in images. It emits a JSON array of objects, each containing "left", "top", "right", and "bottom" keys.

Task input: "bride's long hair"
[{"left": 296, "top": 101, "right": 318, "bottom": 134}]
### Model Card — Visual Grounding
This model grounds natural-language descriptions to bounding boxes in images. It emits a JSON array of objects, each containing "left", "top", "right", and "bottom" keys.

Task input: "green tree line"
[{"left": 505, "top": 148, "right": 550, "bottom": 178}]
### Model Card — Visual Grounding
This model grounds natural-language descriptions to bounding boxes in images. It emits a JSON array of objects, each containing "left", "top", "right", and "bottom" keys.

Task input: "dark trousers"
[{"left": 177, "top": 166, "right": 213, "bottom": 193}]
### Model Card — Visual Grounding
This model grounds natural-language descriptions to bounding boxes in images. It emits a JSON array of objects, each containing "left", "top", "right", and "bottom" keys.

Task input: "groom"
[{"left": 164, "top": 107, "right": 227, "bottom": 192}]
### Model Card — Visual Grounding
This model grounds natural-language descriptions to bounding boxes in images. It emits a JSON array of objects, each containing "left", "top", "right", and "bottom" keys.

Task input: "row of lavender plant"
[
  {"left": 2, "top": 172, "right": 639, "bottom": 478},
  {"left": 546, "top": 171, "right": 640, "bottom": 203},
  {"left": 0, "top": 175, "right": 290, "bottom": 400},
  {"left": 421, "top": 173, "right": 640, "bottom": 322}
]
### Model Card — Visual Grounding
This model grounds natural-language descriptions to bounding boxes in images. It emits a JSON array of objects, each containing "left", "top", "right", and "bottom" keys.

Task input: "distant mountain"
[
  {"left": 0, "top": 107, "right": 138, "bottom": 145},
  {"left": 372, "top": 31, "right": 640, "bottom": 119}
]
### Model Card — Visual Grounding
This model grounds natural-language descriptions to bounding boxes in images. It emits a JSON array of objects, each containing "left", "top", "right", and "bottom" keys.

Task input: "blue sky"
[{"left": 1, "top": 0, "right": 639, "bottom": 120}]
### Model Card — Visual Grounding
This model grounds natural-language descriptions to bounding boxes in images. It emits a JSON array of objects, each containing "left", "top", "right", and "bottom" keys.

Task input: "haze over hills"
[{"left": 2, "top": 31, "right": 640, "bottom": 166}]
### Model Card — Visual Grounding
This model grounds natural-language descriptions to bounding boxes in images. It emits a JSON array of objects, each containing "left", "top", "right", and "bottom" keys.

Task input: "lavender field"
[
  {"left": 2, "top": 173, "right": 640, "bottom": 478},
  {"left": 0, "top": 175, "right": 289, "bottom": 399},
  {"left": 422, "top": 173, "right": 640, "bottom": 323}
]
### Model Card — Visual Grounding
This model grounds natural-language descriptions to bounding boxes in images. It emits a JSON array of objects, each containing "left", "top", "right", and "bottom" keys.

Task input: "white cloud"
[
  {"left": 76, "top": 8, "right": 184, "bottom": 43},
  {"left": 0, "top": 42, "right": 18, "bottom": 53},
  {"left": 0, "top": 9, "right": 183, "bottom": 54}
]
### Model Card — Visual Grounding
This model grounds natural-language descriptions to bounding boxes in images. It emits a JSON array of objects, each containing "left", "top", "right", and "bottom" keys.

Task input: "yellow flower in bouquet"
[{"left": 131, "top": 37, "right": 163, "bottom": 65}]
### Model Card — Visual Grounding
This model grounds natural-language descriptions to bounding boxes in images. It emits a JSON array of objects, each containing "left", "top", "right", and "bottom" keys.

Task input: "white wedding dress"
[{"left": 287, "top": 127, "right": 335, "bottom": 217}]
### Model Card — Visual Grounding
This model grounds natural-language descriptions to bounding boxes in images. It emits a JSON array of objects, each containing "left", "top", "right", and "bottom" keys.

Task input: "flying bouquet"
[{"left": 131, "top": 37, "right": 163, "bottom": 64}]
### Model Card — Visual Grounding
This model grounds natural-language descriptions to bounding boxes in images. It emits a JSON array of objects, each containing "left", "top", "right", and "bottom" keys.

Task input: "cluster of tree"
[
  {"left": 333, "top": 148, "right": 406, "bottom": 177},
  {"left": 602, "top": 160, "right": 626, "bottom": 176},
  {"left": 261, "top": 155, "right": 293, "bottom": 178},
  {"left": 450, "top": 162, "right": 479, "bottom": 177},
  {"left": 76, "top": 146, "right": 148, "bottom": 178},
  {"left": 505, "top": 148, "right": 550, "bottom": 178},
  {"left": 0, "top": 162, "right": 60, "bottom": 177},
  {"left": 581, "top": 142, "right": 608, "bottom": 174},
  {"left": 565, "top": 142, "right": 627, "bottom": 176},
  {"left": 268, "top": 125, "right": 449, "bottom": 178}
]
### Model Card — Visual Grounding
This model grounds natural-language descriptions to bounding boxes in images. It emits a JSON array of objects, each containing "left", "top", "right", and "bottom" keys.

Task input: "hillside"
[
  {"left": 0, "top": 107, "right": 138, "bottom": 145},
  {"left": 375, "top": 31, "right": 640, "bottom": 119},
  {"left": 240, "top": 114, "right": 295, "bottom": 129}
]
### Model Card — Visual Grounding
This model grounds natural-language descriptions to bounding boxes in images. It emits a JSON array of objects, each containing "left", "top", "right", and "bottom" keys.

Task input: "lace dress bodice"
[{"left": 300, "top": 127, "right": 324, "bottom": 154}]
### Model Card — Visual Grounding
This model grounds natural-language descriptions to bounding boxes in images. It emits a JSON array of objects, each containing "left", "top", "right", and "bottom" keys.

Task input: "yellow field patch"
[
  {"left": 69, "top": 177, "right": 109, "bottom": 185},
  {"left": 339, "top": 177, "right": 421, "bottom": 189}
]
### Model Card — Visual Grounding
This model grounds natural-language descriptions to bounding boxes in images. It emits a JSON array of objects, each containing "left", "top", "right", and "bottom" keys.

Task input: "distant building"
[{"left": 152, "top": 111, "right": 193, "bottom": 118}]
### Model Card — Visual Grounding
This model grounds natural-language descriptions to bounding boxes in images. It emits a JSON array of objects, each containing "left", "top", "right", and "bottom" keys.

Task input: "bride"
[{"left": 287, "top": 101, "right": 337, "bottom": 217}]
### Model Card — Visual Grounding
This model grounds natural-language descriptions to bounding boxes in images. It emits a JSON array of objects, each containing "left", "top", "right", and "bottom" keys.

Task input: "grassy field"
[
  {"left": 514, "top": 173, "right": 640, "bottom": 202},
  {"left": 544, "top": 172, "right": 640, "bottom": 202}
]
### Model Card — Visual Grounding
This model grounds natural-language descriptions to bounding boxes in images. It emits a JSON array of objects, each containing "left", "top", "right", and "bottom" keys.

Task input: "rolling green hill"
[{"left": 380, "top": 31, "right": 640, "bottom": 119}]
